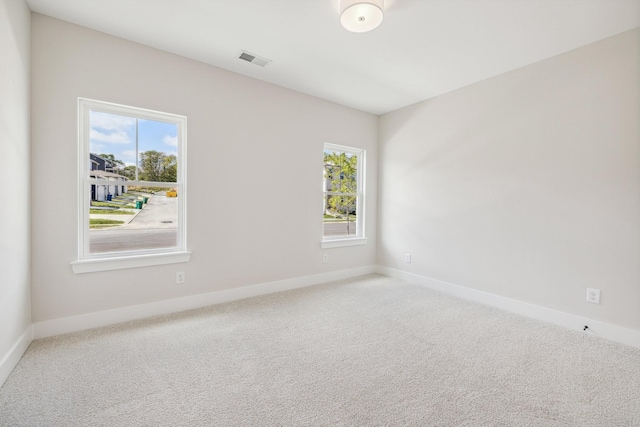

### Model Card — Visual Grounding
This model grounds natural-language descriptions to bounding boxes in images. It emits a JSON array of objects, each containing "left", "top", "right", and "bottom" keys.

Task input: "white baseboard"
[
  {"left": 377, "top": 266, "right": 640, "bottom": 350},
  {"left": 34, "top": 265, "right": 377, "bottom": 339},
  {"left": 30, "top": 264, "right": 640, "bottom": 349},
  {"left": 0, "top": 326, "right": 33, "bottom": 388}
]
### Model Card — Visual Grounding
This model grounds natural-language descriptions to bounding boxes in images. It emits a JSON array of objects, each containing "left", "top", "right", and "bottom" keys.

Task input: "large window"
[
  {"left": 322, "top": 143, "right": 366, "bottom": 248},
  {"left": 73, "top": 99, "right": 189, "bottom": 273}
]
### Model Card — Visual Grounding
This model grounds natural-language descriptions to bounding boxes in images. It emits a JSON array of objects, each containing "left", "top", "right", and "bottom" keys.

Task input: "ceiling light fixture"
[{"left": 340, "top": 0, "right": 384, "bottom": 33}]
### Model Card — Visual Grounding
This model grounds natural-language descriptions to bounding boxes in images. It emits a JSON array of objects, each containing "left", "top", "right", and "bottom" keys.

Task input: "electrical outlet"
[
  {"left": 405, "top": 253, "right": 411, "bottom": 263},
  {"left": 586, "top": 288, "right": 600, "bottom": 304},
  {"left": 322, "top": 254, "right": 328, "bottom": 263},
  {"left": 176, "top": 271, "right": 185, "bottom": 284}
]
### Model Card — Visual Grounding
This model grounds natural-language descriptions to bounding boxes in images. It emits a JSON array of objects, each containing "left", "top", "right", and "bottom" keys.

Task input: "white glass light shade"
[{"left": 340, "top": 0, "right": 384, "bottom": 33}]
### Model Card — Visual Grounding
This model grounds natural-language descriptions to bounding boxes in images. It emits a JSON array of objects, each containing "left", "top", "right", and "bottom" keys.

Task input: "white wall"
[
  {"left": 31, "top": 14, "right": 377, "bottom": 323},
  {"left": 0, "top": 0, "right": 31, "bottom": 382},
  {"left": 378, "top": 29, "right": 640, "bottom": 332}
]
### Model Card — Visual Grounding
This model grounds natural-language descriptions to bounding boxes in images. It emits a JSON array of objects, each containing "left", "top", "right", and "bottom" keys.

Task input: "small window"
[
  {"left": 73, "top": 99, "right": 189, "bottom": 273},
  {"left": 322, "top": 143, "right": 366, "bottom": 248}
]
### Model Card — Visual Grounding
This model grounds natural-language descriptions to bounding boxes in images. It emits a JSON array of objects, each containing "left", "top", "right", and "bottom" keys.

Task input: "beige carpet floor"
[{"left": 1, "top": 274, "right": 639, "bottom": 426}]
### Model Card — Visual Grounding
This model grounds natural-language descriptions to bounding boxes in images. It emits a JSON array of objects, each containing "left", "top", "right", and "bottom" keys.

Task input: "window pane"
[
  {"left": 87, "top": 112, "right": 180, "bottom": 254},
  {"left": 323, "top": 195, "right": 358, "bottom": 238},
  {"left": 89, "top": 111, "right": 137, "bottom": 179},
  {"left": 89, "top": 186, "right": 178, "bottom": 254},
  {"left": 324, "top": 150, "right": 358, "bottom": 193},
  {"left": 138, "top": 119, "right": 178, "bottom": 182}
]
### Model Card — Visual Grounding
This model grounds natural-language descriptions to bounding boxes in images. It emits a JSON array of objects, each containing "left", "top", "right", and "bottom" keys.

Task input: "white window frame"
[
  {"left": 321, "top": 143, "right": 367, "bottom": 249},
  {"left": 72, "top": 98, "right": 190, "bottom": 273}
]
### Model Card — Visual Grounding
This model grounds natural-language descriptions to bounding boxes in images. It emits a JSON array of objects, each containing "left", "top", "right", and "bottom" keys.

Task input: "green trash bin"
[
  {"left": 143, "top": 197, "right": 149, "bottom": 204},
  {"left": 135, "top": 201, "right": 143, "bottom": 209}
]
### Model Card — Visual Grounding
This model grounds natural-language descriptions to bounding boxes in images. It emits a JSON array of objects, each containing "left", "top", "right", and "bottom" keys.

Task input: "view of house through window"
[
  {"left": 79, "top": 99, "right": 186, "bottom": 259},
  {"left": 323, "top": 143, "right": 364, "bottom": 240}
]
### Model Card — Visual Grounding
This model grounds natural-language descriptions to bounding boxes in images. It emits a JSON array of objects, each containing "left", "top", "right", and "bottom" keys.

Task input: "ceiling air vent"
[{"left": 238, "top": 51, "right": 271, "bottom": 67}]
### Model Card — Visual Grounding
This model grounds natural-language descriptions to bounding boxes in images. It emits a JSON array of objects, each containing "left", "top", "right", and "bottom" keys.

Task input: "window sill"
[
  {"left": 71, "top": 251, "right": 191, "bottom": 274},
  {"left": 320, "top": 238, "right": 367, "bottom": 249}
]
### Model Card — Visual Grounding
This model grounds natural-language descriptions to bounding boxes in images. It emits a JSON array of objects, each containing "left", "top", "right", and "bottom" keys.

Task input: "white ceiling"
[{"left": 26, "top": 0, "right": 640, "bottom": 115}]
